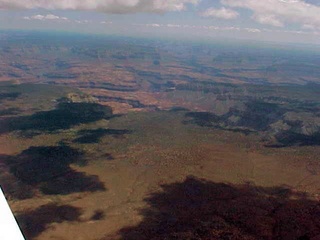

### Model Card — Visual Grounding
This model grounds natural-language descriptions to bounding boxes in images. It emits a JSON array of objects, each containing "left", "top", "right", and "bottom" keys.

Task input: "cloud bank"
[
  {"left": 221, "top": 0, "right": 320, "bottom": 29},
  {"left": 0, "top": 0, "right": 199, "bottom": 13},
  {"left": 140, "top": 23, "right": 262, "bottom": 33},
  {"left": 23, "top": 14, "right": 68, "bottom": 21},
  {"left": 201, "top": 7, "right": 239, "bottom": 19}
]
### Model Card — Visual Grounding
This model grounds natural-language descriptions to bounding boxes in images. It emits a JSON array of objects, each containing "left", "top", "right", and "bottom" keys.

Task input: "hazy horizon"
[{"left": 1, "top": 0, "right": 320, "bottom": 45}]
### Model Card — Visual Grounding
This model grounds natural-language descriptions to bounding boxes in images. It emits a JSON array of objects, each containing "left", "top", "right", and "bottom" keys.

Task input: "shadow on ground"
[
  {"left": 0, "top": 155, "right": 35, "bottom": 200},
  {"left": 0, "top": 102, "right": 113, "bottom": 136},
  {"left": 16, "top": 203, "right": 82, "bottom": 239},
  {"left": 269, "top": 131, "right": 320, "bottom": 148},
  {"left": 73, "top": 128, "right": 132, "bottom": 144},
  {"left": 107, "top": 176, "right": 320, "bottom": 240},
  {"left": 0, "top": 108, "right": 21, "bottom": 116},
  {"left": 3, "top": 146, "right": 106, "bottom": 198},
  {"left": 185, "top": 109, "right": 320, "bottom": 147},
  {"left": 184, "top": 100, "right": 284, "bottom": 132},
  {"left": 0, "top": 92, "right": 21, "bottom": 101},
  {"left": 184, "top": 111, "right": 254, "bottom": 136}
]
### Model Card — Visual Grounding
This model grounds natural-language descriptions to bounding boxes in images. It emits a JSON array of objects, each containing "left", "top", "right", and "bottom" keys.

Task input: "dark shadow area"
[
  {"left": 5, "top": 146, "right": 106, "bottom": 195},
  {"left": 168, "top": 107, "right": 190, "bottom": 112},
  {"left": 101, "top": 153, "right": 115, "bottom": 161},
  {"left": 184, "top": 112, "right": 221, "bottom": 127},
  {"left": 184, "top": 112, "right": 254, "bottom": 135},
  {"left": 0, "top": 102, "right": 113, "bottom": 135},
  {"left": 96, "top": 96, "right": 159, "bottom": 110},
  {"left": 78, "top": 82, "right": 139, "bottom": 92},
  {"left": 9, "top": 146, "right": 84, "bottom": 184},
  {"left": 0, "top": 154, "right": 35, "bottom": 200},
  {"left": 39, "top": 170, "right": 106, "bottom": 195},
  {"left": 272, "top": 131, "right": 320, "bottom": 147},
  {"left": 0, "top": 92, "right": 21, "bottom": 101},
  {"left": 90, "top": 210, "right": 106, "bottom": 221},
  {"left": 16, "top": 203, "right": 82, "bottom": 239},
  {"left": 73, "top": 128, "right": 132, "bottom": 144},
  {"left": 113, "top": 176, "right": 320, "bottom": 240},
  {"left": 224, "top": 101, "right": 285, "bottom": 131},
  {"left": 184, "top": 100, "right": 285, "bottom": 132},
  {"left": 0, "top": 107, "right": 20, "bottom": 116},
  {"left": 184, "top": 100, "right": 320, "bottom": 146},
  {"left": 264, "top": 119, "right": 320, "bottom": 147}
]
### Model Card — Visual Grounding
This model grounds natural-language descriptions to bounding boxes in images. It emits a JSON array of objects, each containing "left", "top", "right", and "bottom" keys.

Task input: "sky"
[{"left": 0, "top": 0, "right": 320, "bottom": 44}]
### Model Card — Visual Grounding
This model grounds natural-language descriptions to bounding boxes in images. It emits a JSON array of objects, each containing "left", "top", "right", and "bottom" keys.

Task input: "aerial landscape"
[{"left": 1, "top": 0, "right": 320, "bottom": 240}]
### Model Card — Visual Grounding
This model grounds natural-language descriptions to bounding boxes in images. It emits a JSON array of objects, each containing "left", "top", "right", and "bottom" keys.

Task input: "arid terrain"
[{"left": 0, "top": 31, "right": 320, "bottom": 240}]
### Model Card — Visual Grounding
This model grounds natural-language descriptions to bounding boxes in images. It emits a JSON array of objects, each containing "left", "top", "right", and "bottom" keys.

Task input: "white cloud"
[
  {"left": 201, "top": 7, "right": 239, "bottom": 19},
  {"left": 135, "top": 23, "right": 263, "bottom": 33},
  {"left": 32, "top": 14, "right": 47, "bottom": 20},
  {"left": 23, "top": 14, "right": 68, "bottom": 21},
  {"left": 43, "top": 14, "right": 59, "bottom": 20},
  {"left": 244, "top": 27, "right": 261, "bottom": 33},
  {"left": 145, "top": 23, "right": 162, "bottom": 27},
  {"left": 137, "top": 22, "right": 319, "bottom": 36},
  {"left": 100, "top": 21, "right": 112, "bottom": 24},
  {"left": 252, "top": 14, "right": 284, "bottom": 27},
  {"left": 143, "top": 23, "right": 182, "bottom": 28},
  {"left": 0, "top": 0, "right": 199, "bottom": 13},
  {"left": 75, "top": 20, "right": 91, "bottom": 24},
  {"left": 167, "top": 24, "right": 181, "bottom": 28},
  {"left": 302, "top": 24, "right": 317, "bottom": 30},
  {"left": 221, "top": 0, "right": 320, "bottom": 28}
]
